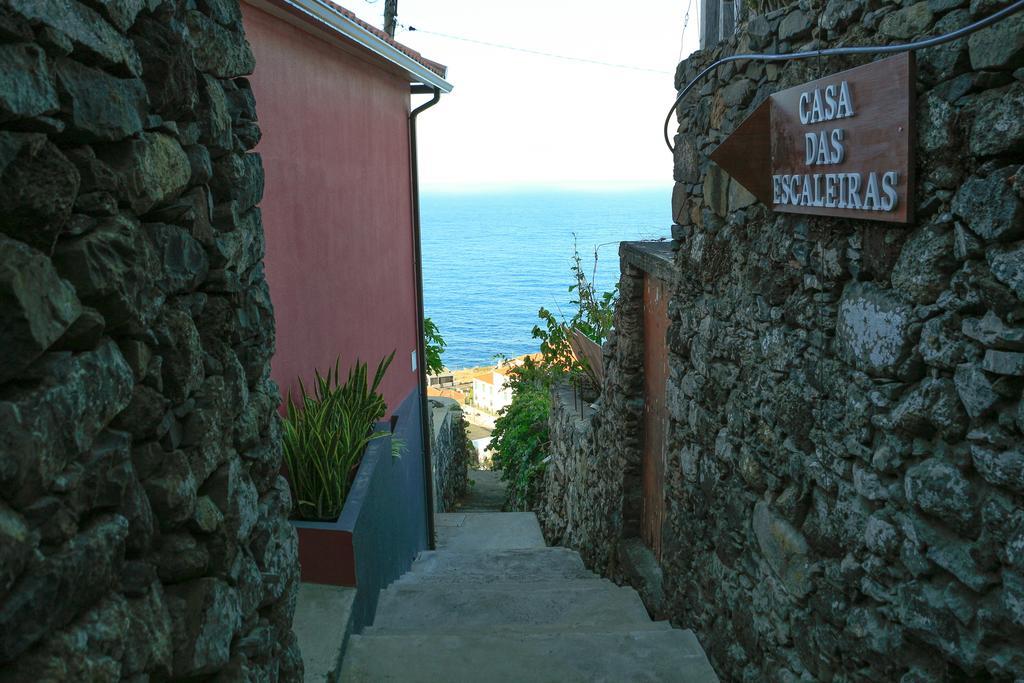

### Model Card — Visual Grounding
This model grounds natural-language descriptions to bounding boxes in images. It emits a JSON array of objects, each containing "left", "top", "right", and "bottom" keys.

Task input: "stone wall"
[
  {"left": 430, "top": 397, "right": 471, "bottom": 512},
  {"left": 540, "top": 1, "right": 1024, "bottom": 680},
  {"left": 0, "top": 0, "right": 300, "bottom": 679},
  {"left": 539, "top": 263, "right": 646, "bottom": 571}
]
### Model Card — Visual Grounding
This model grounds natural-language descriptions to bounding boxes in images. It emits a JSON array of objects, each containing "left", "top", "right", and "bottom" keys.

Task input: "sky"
[{"left": 345, "top": 0, "right": 701, "bottom": 191}]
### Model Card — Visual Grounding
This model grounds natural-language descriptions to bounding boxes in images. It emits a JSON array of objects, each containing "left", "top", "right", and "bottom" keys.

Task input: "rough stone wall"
[
  {"left": 541, "top": 1, "right": 1024, "bottom": 680},
  {"left": 0, "top": 0, "right": 301, "bottom": 680},
  {"left": 539, "top": 263, "right": 646, "bottom": 571},
  {"left": 430, "top": 397, "right": 471, "bottom": 512}
]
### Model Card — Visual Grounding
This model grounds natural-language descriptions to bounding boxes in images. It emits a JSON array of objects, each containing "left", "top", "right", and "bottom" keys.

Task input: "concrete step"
[
  {"left": 371, "top": 582, "right": 654, "bottom": 632},
  {"left": 361, "top": 620, "right": 674, "bottom": 636},
  {"left": 340, "top": 630, "right": 719, "bottom": 682},
  {"left": 435, "top": 512, "right": 546, "bottom": 551},
  {"left": 402, "top": 547, "right": 594, "bottom": 584}
]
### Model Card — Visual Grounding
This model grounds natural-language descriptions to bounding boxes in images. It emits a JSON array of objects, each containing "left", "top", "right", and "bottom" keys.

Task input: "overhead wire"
[
  {"left": 663, "top": 0, "right": 1024, "bottom": 152},
  {"left": 399, "top": 22, "right": 674, "bottom": 75},
  {"left": 678, "top": 0, "right": 696, "bottom": 62}
]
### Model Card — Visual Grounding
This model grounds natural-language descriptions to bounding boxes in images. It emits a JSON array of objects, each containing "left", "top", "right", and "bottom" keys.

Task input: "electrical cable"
[
  {"left": 679, "top": 0, "right": 696, "bottom": 62},
  {"left": 401, "top": 23, "right": 674, "bottom": 75},
  {"left": 663, "top": 0, "right": 1024, "bottom": 152}
]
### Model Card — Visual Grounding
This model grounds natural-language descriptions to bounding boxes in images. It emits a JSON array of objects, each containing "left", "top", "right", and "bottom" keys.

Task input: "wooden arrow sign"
[{"left": 710, "top": 52, "right": 915, "bottom": 224}]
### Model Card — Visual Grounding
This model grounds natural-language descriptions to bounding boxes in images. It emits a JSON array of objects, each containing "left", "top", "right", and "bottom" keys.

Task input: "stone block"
[
  {"left": 96, "top": 132, "right": 191, "bottom": 214},
  {"left": 702, "top": 163, "right": 728, "bottom": 218},
  {"left": 154, "top": 533, "right": 209, "bottom": 583},
  {"left": 166, "top": 577, "right": 242, "bottom": 677},
  {"left": 954, "top": 363, "right": 999, "bottom": 418},
  {"left": 140, "top": 449, "right": 197, "bottom": 532},
  {"left": 185, "top": 10, "right": 254, "bottom": 79},
  {"left": 879, "top": 2, "right": 933, "bottom": 38},
  {"left": 130, "top": 14, "right": 198, "bottom": 121},
  {"left": 0, "top": 132, "right": 80, "bottom": 251},
  {"left": 962, "top": 311, "right": 1024, "bottom": 350},
  {"left": 952, "top": 167, "right": 1024, "bottom": 243},
  {"left": 835, "top": 281, "right": 918, "bottom": 378},
  {"left": 919, "top": 313, "right": 967, "bottom": 370},
  {"left": 0, "top": 515, "right": 128, "bottom": 661},
  {"left": 753, "top": 500, "right": 813, "bottom": 598},
  {"left": 673, "top": 135, "right": 701, "bottom": 184},
  {"left": 778, "top": 10, "right": 812, "bottom": 41},
  {"left": 53, "top": 58, "right": 146, "bottom": 143},
  {"left": 153, "top": 304, "right": 205, "bottom": 404},
  {"left": 970, "top": 445, "right": 1024, "bottom": 495},
  {"left": 0, "top": 43, "right": 59, "bottom": 123},
  {"left": 0, "top": 342, "right": 133, "bottom": 505},
  {"left": 0, "top": 593, "right": 131, "bottom": 681},
  {"left": 880, "top": 377, "right": 968, "bottom": 441},
  {"left": 0, "top": 502, "right": 33, "bottom": 599},
  {"left": 53, "top": 214, "right": 162, "bottom": 329},
  {"left": 982, "top": 350, "right": 1024, "bottom": 376},
  {"left": 0, "top": 233, "right": 82, "bottom": 383},
  {"left": 891, "top": 222, "right": 956, "bottom": 304},
  {"left": 200, "top": 459, "right": 258, "bottom": 543},
  {"left": 210, "top": 152, "right": 263, "bottom": 211},
  {"left": 969, "top": 83, "right": 1024, "bottom": 157},
  {"left": 919, "top": 10, "right": 971, "bottom": 85},
  {"left": 968, "top": 12, "right": 1024, "bottom": 71},
  {"left": 145, "top": 222, "right": 209, "bottom": 294},
  {"left": 7, "top": 0, "right": 141, "bottom": 75},
  {"left": 905, "top": 459, "right": 978, "bottom": 533},
  {"left": 987, "top": 241, "right": 1024, "bottom": 302},
  {"left": 122, "top": 582, "right": 172, "bottom": 677}
]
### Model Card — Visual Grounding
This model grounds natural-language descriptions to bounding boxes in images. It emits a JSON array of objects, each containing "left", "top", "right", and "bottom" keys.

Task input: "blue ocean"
[{"left": 421, "top": 187, "right": 672, "bottom": 370}]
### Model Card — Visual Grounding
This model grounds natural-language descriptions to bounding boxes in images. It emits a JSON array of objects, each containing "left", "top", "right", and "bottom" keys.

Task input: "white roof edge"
[{"left": 266, "top": 0, "right": 453, "bottom": 93}]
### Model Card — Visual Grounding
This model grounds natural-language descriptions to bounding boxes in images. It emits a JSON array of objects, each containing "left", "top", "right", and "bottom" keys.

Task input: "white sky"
[{"left": 346, "top": 0, "right": 701, "bottom": 191}]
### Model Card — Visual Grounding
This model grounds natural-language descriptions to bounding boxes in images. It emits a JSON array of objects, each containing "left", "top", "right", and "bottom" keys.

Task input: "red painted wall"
[{"left": 242, "top": 4, "right": 419, "bottom": 413}]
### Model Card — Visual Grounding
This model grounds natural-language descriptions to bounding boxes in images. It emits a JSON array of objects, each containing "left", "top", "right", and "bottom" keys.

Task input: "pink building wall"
[{"left": 242, "top": 3, "right": 420, "bottom": 413}]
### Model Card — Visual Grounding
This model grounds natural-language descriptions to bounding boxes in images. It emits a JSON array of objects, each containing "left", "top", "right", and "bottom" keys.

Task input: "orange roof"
[
  {"left": 322, "top": 1, "right": 447, "bottom": 77},
  {"left": 427, "top": 387, "right": 466, "bottom": 403}
]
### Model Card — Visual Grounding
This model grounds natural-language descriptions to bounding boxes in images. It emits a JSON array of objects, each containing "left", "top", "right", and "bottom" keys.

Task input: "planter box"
[
  {"left": 290, "top": 428, "right": 393, "bottom": 587},
  {"left": 288, "top": 390, "right": 429, "bottom": 630}
]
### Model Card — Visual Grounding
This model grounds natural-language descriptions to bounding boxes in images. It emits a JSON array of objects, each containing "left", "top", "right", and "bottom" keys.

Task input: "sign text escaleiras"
[{"left": 711, "top": 52, "right": 916, "bottom": 224}]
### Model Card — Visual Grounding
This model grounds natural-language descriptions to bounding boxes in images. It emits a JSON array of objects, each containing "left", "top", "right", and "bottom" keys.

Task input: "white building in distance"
[{"left": 471, "top": 369, "right": 514, "bottom": 414}]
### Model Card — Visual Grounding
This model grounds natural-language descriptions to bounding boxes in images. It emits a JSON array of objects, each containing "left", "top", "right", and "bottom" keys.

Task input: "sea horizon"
[{"left": 421, "top": 185, "right": 672, "bottom": 370}]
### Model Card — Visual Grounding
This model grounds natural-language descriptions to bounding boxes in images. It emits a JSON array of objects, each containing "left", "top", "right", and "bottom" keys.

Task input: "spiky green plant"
[{"left": 282, "top": 351, "right": 395, "bottom": 520}]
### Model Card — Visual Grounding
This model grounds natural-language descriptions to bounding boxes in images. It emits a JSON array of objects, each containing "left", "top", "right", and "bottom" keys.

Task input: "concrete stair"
[{"left": 340, "top": 513, "right": 718, "bottom": 682}]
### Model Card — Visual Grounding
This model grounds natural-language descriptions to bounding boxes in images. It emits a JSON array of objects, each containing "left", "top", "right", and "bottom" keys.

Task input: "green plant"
[
  {"left": 282, "top": 352, "right": 395, "bottom": 520},
  {"left": 489, "top": 239, "right": 618, "bottom": 510},
  {"left": 490, "top": 380, "right": 551, "bottom": 511},
  {"left": 530, "top": 235, "right": 617, "bottom": 385},
  {"left": 424, "top": 317, "right": 446, "bottom": 375}
]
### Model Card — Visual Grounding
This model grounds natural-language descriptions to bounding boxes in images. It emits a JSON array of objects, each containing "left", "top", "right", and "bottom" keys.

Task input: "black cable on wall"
[{"left": 664, "top": 0, "right": 1024, "bottom": 153}]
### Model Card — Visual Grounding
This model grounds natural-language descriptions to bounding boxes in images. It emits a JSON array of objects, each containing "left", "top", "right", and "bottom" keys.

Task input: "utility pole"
[{"left": 384, "top": 0, "right": 398, "bottom": 37}]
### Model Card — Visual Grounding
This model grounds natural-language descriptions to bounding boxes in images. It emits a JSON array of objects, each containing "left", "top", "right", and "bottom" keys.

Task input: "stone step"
[
  {"left": 361, "top": 620, "right": 674, "bottom": 636},
  {"left": 435, "top": 512, "right": 546, "bottom": 551},
  {"left": 402, "top": 547, "right": 594, "bottom": 584},
  {"left": 371, "top": 582, "right": 654, "bottom": 632},
  {"left": 340, "top": 630, "right": 719, "bottom": 682}
]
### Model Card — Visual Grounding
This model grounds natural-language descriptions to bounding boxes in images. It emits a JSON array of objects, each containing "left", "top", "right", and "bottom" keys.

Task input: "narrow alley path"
[
  {"left": 341, "top": 492, "right": 719, "bottom": 681},
  {"left": 457, "top": 468, "right": 506, "bottom": 511}
]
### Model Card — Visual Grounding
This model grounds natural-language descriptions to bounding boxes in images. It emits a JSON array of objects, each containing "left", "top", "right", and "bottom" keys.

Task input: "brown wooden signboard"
[{"left": 711, "top": 52, "right": 915, "bottom": 224}]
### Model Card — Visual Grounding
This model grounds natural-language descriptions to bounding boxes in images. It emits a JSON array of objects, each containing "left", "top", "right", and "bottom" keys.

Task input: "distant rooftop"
[
  {"left": 254, "top": 0, "right": 452, "bottom": 91},
  {"left": 321, "top": 1, "right": 448, "bottom": 77}
]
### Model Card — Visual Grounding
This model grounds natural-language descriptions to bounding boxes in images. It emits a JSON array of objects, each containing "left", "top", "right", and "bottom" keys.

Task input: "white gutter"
[{"left": 262, "top": 0, "right": 453, "bottom": 93}]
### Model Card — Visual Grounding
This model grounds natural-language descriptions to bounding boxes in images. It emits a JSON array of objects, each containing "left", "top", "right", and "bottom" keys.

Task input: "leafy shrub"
[
  {"left": 531, "top": 235, "right": 617, "bottom": 387},
  {"left": 282, "top": 352, "right": 394, "bottom": 520},
  {"left": 424, "top": 317, "right": 446, "bottom": 375},
  {"left": 490, "top": 370, "right": 551, "bottom": 510},
  {"left": 489, "top": 239, "right": 618, "bottom": 510}
]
